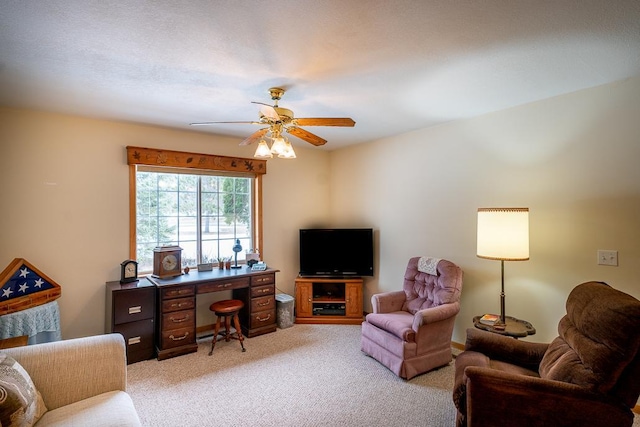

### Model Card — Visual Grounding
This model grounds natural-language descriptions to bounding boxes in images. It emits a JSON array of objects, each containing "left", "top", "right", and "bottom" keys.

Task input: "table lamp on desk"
[{"left": 231, "top": 239, "right": 243, "bottom": 269}]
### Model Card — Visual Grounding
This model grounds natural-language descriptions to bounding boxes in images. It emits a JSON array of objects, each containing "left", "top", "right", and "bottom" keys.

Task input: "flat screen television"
[{"left": 299, "top": 228, "right": 374, "bottom": 277}]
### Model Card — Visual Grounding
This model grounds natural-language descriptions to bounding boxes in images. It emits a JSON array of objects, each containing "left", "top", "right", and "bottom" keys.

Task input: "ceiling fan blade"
[
  {"left": 286, "top": 127, "right": 327, "bottom": 146},
  {"left": 239, "top": 128, "right": 269, "bottom": 146},
  {"left": 251, "top": 102, "right": 280, "bottom": 121},
  {"left": 190, "top": 121, "right": 261, "bottom": 126},
  {"left": 295, "top": 118, "right": 355, "bottom": 127}
]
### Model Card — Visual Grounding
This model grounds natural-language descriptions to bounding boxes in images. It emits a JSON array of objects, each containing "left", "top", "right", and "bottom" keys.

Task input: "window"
[{"left": 127, "top": 146, "right": 267, "bottom": 273}]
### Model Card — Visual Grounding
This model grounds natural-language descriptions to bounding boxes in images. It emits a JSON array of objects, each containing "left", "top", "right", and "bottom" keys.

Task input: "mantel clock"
[{"left": 152, "top": 246, "right": 183, "bottom": 279}]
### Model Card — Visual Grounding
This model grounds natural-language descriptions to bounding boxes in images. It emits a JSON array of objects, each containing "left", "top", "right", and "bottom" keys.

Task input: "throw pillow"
[{"left": 0, "top": 352, "right": 47, "bottom": 427}]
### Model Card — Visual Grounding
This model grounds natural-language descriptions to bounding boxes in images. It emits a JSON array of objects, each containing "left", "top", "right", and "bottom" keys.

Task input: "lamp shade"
[
  {"left": 270, "top": 137, "right": 287, "bottom": 155},
  {"left": 477, "top": 208, "right": 529, "bottom": 261},
  {"left": 278, "top": 139, "right": 297, "bottom": 159},
  {"left": 254, "top": 140, "right": 273, "bottom": 158}
]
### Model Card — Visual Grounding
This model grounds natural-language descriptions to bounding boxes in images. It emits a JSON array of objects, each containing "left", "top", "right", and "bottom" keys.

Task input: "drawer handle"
[
  {"left": 170, "top": 302, "right": 190, "bottom": 309},
  {"left": 222, "top": 283, "right": 232, "bottom": 288},
  {"left": 256, "top": 314, "right": 271, "bottom": 322},
  {"left": 169, "top": 332, "right": 189, "bottom": 341},
  {"left": 178, "top": 289, "right": 190, "bottom": 295},
  {"left": 129, "top": 306, "right": 142, "bottom": 314},
  {"left": 259, "top": 288, "right": 271, "bottom": 294},
  {"left": 257, "top": 299, "right": 271, "bottom": 307},
  {"left": 128, "top": 336, "right": 141, "bottom": 345},
  {"left": 170, "top": 314, "right": 190, "bottom": 323}
]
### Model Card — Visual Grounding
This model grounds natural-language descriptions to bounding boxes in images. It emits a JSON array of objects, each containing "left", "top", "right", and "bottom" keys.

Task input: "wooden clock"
[{"left": 152, "top": 246, "right": 183, "bottom": 279}]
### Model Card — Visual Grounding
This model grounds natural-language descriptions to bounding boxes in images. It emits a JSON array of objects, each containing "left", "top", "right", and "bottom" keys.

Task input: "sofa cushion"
[
  {"left": 365, "top": 312, "right": 415, "bottom": 342},
  {"left": 36, "top": 390, "right": 141, "bottom": 426},
  {"left": 0, "top": 353, "right": 47, "bottom": 427}
]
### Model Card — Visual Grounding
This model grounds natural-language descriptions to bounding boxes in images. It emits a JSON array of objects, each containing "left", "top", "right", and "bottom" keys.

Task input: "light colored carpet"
[
  {"left": 127, "top": 324, "right": 640, "bottom": 427},
  {"left": 127, "top": 324, "right": 457, "bottom": 426}
]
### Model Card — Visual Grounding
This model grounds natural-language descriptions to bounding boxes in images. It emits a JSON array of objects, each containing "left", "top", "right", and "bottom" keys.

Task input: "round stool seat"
[{"left": 210, "top": 299, "right": 244, "bottom": 314}]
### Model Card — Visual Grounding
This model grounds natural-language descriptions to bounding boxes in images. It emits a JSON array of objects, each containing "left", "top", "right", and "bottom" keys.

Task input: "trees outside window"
[{"left": 135, "top": 169, "right": 253, "bottom": 272}]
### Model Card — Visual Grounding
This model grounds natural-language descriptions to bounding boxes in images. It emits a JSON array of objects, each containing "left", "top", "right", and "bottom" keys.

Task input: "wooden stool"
[{"left": 209, "top": 299, "right": 246, "bottom": 355}]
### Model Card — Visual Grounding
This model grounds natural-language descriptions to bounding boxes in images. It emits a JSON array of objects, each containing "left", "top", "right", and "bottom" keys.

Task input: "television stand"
[{"left": 294, "top": 276, "right": 363, "bottom": 325}]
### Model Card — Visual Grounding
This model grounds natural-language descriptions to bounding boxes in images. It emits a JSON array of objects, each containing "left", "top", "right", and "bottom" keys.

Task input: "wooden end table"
[
  {"left": 473, "top": 315, "right": 535, "bottom": 338},
  {"left": 0, "top": 335, "right": 29, "bottom": 349}
]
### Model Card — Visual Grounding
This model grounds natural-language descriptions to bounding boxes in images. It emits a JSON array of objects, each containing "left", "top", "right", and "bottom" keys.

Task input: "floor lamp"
[{"left": 477, "top": 207, "right": 529, "bottom": 325}]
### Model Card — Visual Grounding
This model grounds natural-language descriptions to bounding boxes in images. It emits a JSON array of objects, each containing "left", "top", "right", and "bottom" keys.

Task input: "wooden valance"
[
  {"left": 0, "top": 258, "right": 62, "bottom": 315},
  {"left": 126, "top": 146, "right": 267, "bottom": 175}
]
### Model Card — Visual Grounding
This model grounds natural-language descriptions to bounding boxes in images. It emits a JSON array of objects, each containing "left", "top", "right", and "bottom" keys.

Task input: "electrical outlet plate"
[{"left": 597, "top": 250, "right": 618, "bottom": 266}]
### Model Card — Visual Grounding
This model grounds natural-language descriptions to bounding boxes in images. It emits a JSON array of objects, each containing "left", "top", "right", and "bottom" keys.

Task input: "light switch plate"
[{"left": 597, "top": 250, "right": 618, "bottom": 266}]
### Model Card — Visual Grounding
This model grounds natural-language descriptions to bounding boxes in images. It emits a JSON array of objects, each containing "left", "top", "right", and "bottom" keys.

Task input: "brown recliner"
[
  {"left": 453, "top": 281, "right": 640, "bottom": 427},
  {"left": 361, "top": 257, "right": 463, "bottom": 379}
]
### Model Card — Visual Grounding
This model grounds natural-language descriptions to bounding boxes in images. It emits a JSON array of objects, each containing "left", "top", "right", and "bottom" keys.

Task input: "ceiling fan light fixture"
[
  {"left": 254, "top": 139, "right": 273, "bottom": 158},
  {"left": 270, "top": 136, "right": 287, "bottom": 155},
  {"left": 278, "top": 139, "right": 297, "bottom": 159},
  {"left": 191, "top": 87, "right": 354, "bottom": 158}
]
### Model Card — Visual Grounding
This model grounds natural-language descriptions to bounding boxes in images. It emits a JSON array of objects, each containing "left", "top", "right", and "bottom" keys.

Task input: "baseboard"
[{"left": 196, "top": 323, "right": 214, "bottom": 337}]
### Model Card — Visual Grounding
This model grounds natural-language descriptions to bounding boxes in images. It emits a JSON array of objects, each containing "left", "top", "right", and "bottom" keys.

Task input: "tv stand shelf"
[{"left": 294, "top": 276, "right": 363, "bottom": 325}]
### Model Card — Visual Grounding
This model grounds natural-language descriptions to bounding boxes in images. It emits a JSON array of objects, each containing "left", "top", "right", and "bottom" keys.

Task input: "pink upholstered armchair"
[{"left": 361, "top": 257, "right": 463, "bottom": 379}]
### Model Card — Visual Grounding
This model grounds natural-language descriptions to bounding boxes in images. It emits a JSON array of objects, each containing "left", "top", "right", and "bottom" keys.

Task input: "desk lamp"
[
  {"left": 231, "top": 239, "right": 243, "bottom": 269},
  {"left": 477, "top": 207, "right": 529, "bottom": 325}
]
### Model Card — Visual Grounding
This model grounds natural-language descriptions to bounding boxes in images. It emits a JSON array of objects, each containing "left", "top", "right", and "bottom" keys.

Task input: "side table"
[
  {"left": 0, "top": 335, "right": 29, "bottom": 349},
  {"left": 473, "top": 315, "right": 535, "bottom": 338}
]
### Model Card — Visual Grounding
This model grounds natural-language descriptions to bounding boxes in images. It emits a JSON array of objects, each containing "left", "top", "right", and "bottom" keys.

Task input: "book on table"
[{"left": 479, "top": 313, "right": 500, "bottom": 326}]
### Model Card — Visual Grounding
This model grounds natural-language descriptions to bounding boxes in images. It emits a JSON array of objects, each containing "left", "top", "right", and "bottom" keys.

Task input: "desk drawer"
[
  {"left": 113, "top": 288, "right": 154, "bottom": 324},
  {"left": 161, "top": 285, "right": 195, "bottom": 300},
  {"left": 113, "top": 319, "right": 155, "bottom": 363},
  {"left": 162, "top": 309, "right": 195, "bottom": 331},
  {"left": 162, "top": 296, "right": 195, "bottom": 313},
  {"left": 197, "top": 277, "right": 249, "bottom": 294},
  {"left": 250, "top": 309, "right": 276, "bottom": 328},
  {"left": 251, "top": 284, "right": 274, "bottom": 298},
  {"left": 251, "top": 295, "right": 275, "bottom": 312},
  {"left": 251, "top": 273, "right": 275, "bottom": 286},
  {"left": 160, "top": 326, "right": 195, "bottom": 349}
]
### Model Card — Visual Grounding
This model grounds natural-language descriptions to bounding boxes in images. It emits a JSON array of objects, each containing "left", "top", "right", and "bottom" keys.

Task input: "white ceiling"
[{"left": 1, "top": 1, "right": 639, "bottom": 150}]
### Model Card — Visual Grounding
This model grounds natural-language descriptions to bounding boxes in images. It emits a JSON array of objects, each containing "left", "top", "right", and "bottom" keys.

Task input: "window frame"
[{"left": 126, "top": 146, "right": 267, "bottom": 269}]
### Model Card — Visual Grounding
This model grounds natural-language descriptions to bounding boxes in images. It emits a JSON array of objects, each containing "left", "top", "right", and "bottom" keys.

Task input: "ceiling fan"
[{"left": 190, "top": 87, "right": 355, "bottom": 157}]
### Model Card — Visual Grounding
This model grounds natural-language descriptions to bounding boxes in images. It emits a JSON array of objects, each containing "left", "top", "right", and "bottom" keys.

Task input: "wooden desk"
[{"left": 147, "top": 267, "right": 278, "bottom": 360}]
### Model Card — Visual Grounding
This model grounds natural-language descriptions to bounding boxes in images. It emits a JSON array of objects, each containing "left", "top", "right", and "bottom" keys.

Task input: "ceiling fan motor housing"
[{"left": 271, "top": 107, "right": 294, "bottom": 122}]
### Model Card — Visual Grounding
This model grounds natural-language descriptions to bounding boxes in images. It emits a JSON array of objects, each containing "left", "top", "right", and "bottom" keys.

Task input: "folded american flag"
[{"left": 0, "top": 258, "right": 61, "bottom": 315}]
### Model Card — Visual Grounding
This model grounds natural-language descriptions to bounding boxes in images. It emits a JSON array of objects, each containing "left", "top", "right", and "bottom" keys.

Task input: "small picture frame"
[{"left": 197, "top": 263, "right": 213, "bottom": 272}]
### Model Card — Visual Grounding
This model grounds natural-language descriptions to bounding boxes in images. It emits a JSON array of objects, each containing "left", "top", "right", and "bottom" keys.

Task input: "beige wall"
[
  {"left": 2, "top": 75, "right": 639, "bottom": 344},
  {"left": 0, "top": 109, "right": 330, "bottom": 338},
  {"left": 329, "top": 76, "right": 640, "bottom": 344}
]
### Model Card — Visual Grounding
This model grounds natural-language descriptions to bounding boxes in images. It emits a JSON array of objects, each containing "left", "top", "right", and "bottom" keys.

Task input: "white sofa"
[{"left": 4, "top": 333, "right": 141, "bottom": 426}]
